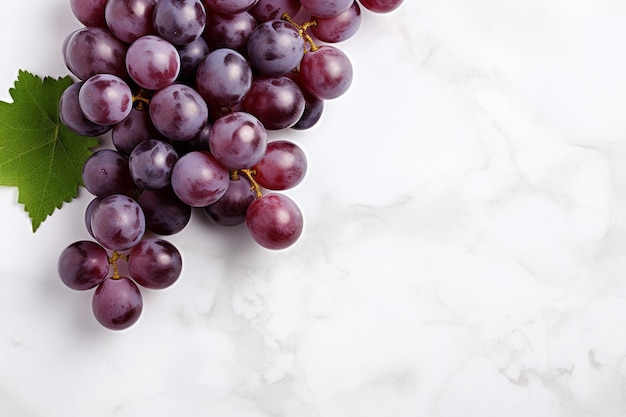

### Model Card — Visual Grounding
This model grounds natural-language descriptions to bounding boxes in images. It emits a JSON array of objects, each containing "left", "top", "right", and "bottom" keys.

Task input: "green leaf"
[{"left": 0, "top": 70, "right": 99, "bottom": 232}]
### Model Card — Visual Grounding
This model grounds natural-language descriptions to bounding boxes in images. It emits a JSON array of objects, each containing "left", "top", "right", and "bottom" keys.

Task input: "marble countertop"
[{"left": 2, "top": 0, "right": 626, "bottom": 416}]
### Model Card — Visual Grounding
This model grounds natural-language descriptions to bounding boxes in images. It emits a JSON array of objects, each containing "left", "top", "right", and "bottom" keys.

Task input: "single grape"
[
  {"left": 249, "top": 0, "right": 301, "bottom": 23},
  {"left": 149, "top": 84, "right": 209, "bottom": 141},
  {"left": 246, "top": 193, "right": 303, "bottom": 250},
  {"left": 105, "top": 0, "right": 157, "bottom": 44},
  {"left": 82, "top": 149, "right": 136, "bottom": 198},
  {"left": 112, "top": 107, "right": 162, "bottom": 156},
  {"left": 126, "top": 35, "right": 181, "bottom": 91},
  {"left": 128, "top": 238, "right": 182, "bottom": 289},
  {"left": 177, "top": 36, "right": 210, "bottom": 81},
  {"left": 170, "top": 151, "right": 229, "bottom": 207},
  {"left": 205, "top": 177, "right": 256, "bottom": 226},
  {"left": 79, "top": 74, "right": 133, "bottom": 125},
  {"left": 203, "top": 0, "right": 258, "bottom": 14},
  {"left": 195, "top": 48, "right": 252, "bottom": 108},
  {"left": 138, "top": 187, "right": 192, "bottom": 235},
  {"left": 300, "top": 0, "right": 352, "bottom": 17},
  {"left": 58, "top": 240, "right": 110, "bottom": 291},
  {"left": 65, "top": 27, "right": 128, "bottom": 81},
  {"left": 358, "top": 0, "right": 404, "bottom": 13},
  {"left": 92, "top": 277, "right": 143, "bottom": 331},
  {"left": 311, "top": 1, "right": 362, "bottom": 43},
  {"left": 90, "top": 194, "right": 146, "bottom": 251},
  {"left": 253, "top": 140, "right": 307, "bottom": 190},
  {"left": 70, "top": 0, "right": 108, "bottom": 27},
  {"left": 240, "top": 76, "right": 305, "bottom": 130},
  {"left": 153, "top": 0, "right": 207, "bottom": 46},
  {"left": 209, "top": 112, "right": 268, "bottom": 169},
  {"left": 59, "top": 82, "right": 111, "bottom": 137},
  {"left": 203, "top": 11, "right": 257, "bottom": 53},
  {"left": 299, "top": 45, "right": 353, "bottom": 100},
  {"left": 247, "top": 20, "right": 305, "bottom": 76},
  {"left": 129, "top": 139, "right": 179, "bottom": 190}
]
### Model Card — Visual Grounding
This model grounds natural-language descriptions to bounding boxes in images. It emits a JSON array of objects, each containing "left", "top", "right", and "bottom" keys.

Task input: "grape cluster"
[{"left": 56, "top": 0, "right": 404, "bottom": 330}]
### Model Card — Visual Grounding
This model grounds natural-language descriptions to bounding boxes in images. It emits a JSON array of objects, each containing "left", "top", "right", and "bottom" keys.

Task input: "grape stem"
[
  {"left": 281, "top": 13, "right": 319, "bottom": 52},
  {"left": 108, "top": 251, "right": 128, "bottom": 280},
  {"left": 231, "top": 169, "right": 263, "bottom": 198},
  {"left": 133, "top": 88, "right": 151, "bottom": 110}
]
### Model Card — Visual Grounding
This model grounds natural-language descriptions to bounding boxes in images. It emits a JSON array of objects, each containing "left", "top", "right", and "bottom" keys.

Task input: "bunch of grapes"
[{"left": 56, "top": 0, "right": 404, "bottom": 330}]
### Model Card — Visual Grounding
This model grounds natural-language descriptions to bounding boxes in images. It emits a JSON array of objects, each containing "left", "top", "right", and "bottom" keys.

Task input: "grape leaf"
[{"left": 0, "top": 70, "right": 99, "bottom": 232}]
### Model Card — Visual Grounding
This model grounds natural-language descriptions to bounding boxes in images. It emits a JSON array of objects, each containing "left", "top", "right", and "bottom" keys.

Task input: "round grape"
[
  {"left": 90, "top": 194, "right": 146, "bottom": 251},
  {"left": 195, "top": 48, "right": 252, "bottom": 108},
  {"left": 129, "top": 139, "right": 179, "bottom": 190},
  {"left": 299, "top": 45, "right": 353, "bottom": 100},
  {"left": 205, "top": 177, "right": 257, "bottom": 226},
  {"left": 149, "top": 84, "right": 209, "bottom": 141},
  {"left": 247, "top": 20, "right": 304, "bottom": 76},
  {"left": 209, "top": 112, "right": 268, "bottom": 169},
  {"left": 170, "top": 151, "right": 229, "bottom": 207},
  {"left": 153, "top": 0, "right": 207, "bottom": 46},
  {"left": 253, "top": 140, "right": 307, "bottom": 190},
  {"left": 128, "top": 238, "right": 182, "bottom": 289},
  {"left": 246, "top": 193, "right": 303, "bottom": 250},
  {"left": 59, "top": 82, "right": 111, "bottom": 137},
  {"left": 126, "top": 35, "right": 181, "bottom": 91},
  {"left": 92, "top": 277, "right": 143, "bottom": 331},
  {"left": 58, "top": 240, "right": 110, "bottom": 291},
  {"left": 79, "top": 74, "right": 133, "bottom": 125}
]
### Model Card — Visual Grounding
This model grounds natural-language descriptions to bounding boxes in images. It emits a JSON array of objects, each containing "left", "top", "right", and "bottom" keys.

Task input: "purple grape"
[
  {"left": 240, "top": 76, "right": 305, "bottom": 130},
  {"left": 170, "top": 151, "right": 229, "bottom": 206},
  {"left": 82, "top": 149, "right": 136, "bottom": 198},
  {"left": 246, "top": 193, "right": 303, "bottom": 250},
  {"left": 70, "top": 0, "right": 108, "bottom": 27},
  {"left": 92, "top": 277, "right": 143, "bottom": 331},
  {"left": 65, "top": 27, "right": 128, "bottom": 81},
  {"left": 59, "top": 82, "right": 111, "bottom": 137},
  {"left": 358, "top": 0, "right": 404, "bottom": 13},
  {"left": 285, "top": 71, "right": 325, "bottom": 129},
  {"left": 85, "top": 197, "right": 102, "bottom": 238},
  {"left": 203, "top": 11, "right": 257, "bottom": 53},
  {"left": 58, "top": 240, "right": 110, "bottom": 291},
  {"left": 205, "top": 177, "right": 256, "bottom": 226},
  {"left": 203, "top": 0, "right": 258, "bottom": 14},
  {"left": 209, "top": 112, "right": 268, "bottom": 169},
  {"left": 90, "top": 194, "right": 146, "bottom": 251},
  {"left": 138, "top": 187, "right": 191, "bottom": 235},
  {"left": 149, "top": 84, "right": 209, "bottom": 141},
  {"left": 310, "top": 1, "right": 361, "bottom": 43},
  {"left": 195, "top": 48, "right": 252, "bottom": 108},
  {"left": 128, "top": 238, "right": 182, "bottom": 289},
  {"left": 153, "top": 0, "right": 207, "bottom": 46},
  {"left": 177, "top": 36, "right": 210, "bottom": 80},
  {"left": 79, "top": 74, "right": 133, "bottom": 125},
  {"left": 249, "top": 0, "right": 301, "bottom": 23},
  {"left": 112, "top": 108, "right": 162, "bottom": 156},
  {"left": 126, "top": 35, "right": 181, "bottom": 91},
  {"left": 129, "top": 139, "right": 179, "bottom": 190},
  {"left": 105, "top": 0, "right": 157, "bottom": 43},
  {"left": 247, "top": 20, "right": 304, "bottom": 76},
  {"left": 171, "top": 120, "right": 212, "bottom": 154},
  {"left": 300, "top": 0, "right": 352, "bottom": 17},
  {"left": 299, "top": 45, "right": 353, "bottom": 100},
  {"left": 252, "top": 140, "right": 307, "bottom": 190}
]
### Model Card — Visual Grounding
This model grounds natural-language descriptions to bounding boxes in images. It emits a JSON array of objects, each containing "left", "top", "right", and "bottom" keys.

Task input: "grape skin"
[
  {"left": 299, "top": 45, "right": 353, "bottom": 100},
  {"left": 247, "top": 20, "right": 305, "bottom": 76},
  {"left": 59, "top": 82, "right": 111, "bottom": 137},
  {"left": 240, "top": 75, "right": 305, "bottom": 130},
  {"left": 65, "top": 27, "right": 127, "bottom": 81},
  {"left": 90, "top": 194, "right": 146, "bottom": 251},
  {"left": 177, "top": 36, "right": 210, "bottom": 81},
  {"left": 128, "top": 139, "right": 179, "bottom": 190},
  {"left": 128, "top": 238, "right": 183, "bottom": 289},
  {"left": 105, "top": 0, "right": 157, "bottom": 44},
  {"left": 311, "top": 1, "right": 362, "bottom": 43},
  {"left": 246, "top": 193, "right": 304, "bottom": 250},
  {"left": 205, "top": 177, "right": 257, "bottom": 226},
  {"left": 253, "top": 140, "right": 307, "bottom": 190},
  {"left": 358, "top": 0, "right": 404, "bottom": 13},
  {"left": 250, "top": 0, "right": 301, "bottom": 23},
  {"left": 138, "top": 187, "right": 192, "bottom": 235},
  {"left": 58, "top": 240, "right": 110, "bottom": 291},
  {"left": 209, "top": 112, "right": 268, "bottom": 169},
  {"left": 203, "top": 11, "right": 257, "bottom": 53},
  {"left": 300, "top": 0, "right": 353, "bottom": 18},
  {"left": 195, "top": 48, "right": 253, "bottom": 108},
  {"left": 170, "top": 151, "right": 230, "bottom": 207},
  {"left": 112, "top": 107, "right": 162, "bottom": 156},
  {"left": 203, "top": 0, "right": 258, "bottom": 15},
  {"left": 92, "top": 277, "right": 143, "bottom": 331},
  {"left": 126, "top": 35, "right": 181, "bottom": 91},
  {"left": 82, "top": 149, "right": 136, "bottom": 198},
  {"left": 149, "top": 84, "right": 209, "bottom": 141},
  {"left": 153, "top": 0, "right": 207, "bottom": 46},
  {"left": 70, "top": 0, "right": 108, "bottom": 28},
  {"left": 78, "top": 74, "right": 133, "bottom": 125}
]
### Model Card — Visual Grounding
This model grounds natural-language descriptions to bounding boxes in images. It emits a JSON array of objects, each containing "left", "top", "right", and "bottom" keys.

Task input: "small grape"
[
  {"left": 153, "top": 0, "right": 207, "bottom": 46},
  {"left": 209, "top": 112, "right": 268, "bottom": 169},
  {"left": 92, "top": 277, "right": 143, "bottom": 331},
  {"left": 78, "top": 74, "right": 133, "bottom": 125},
  {"left": 82, "top": 149, "right": 136, "bottom": 198},
  {"left": 246, "top": 193, "right": 304, "bottom": 250},
  {"left": 128, "top": 238, "right": 182, "bottom": 289},
  {"left": 128, "top": 139, "right": 179, "bottom": 190},
  {"left": 311, "top": 1, "right": 362, "bottom": 43},
  {"left": 240, "top": 76, "right": 305, "bottom": 130},
  {"left": 90, "top": 194, "right": 146, "bottom": 251},
  {"left": 195, "top": 48, "right": 252, "bottom": 108},
  {"left": 138, "top": 187, "right": 192, "bottom": 235},
  {"left": 299, "top": 45, "right": 353, "bottom": 100},
  {"left": 126, "top": 35, "right": 181, "bottom": 91},
  {"left": 149, "top": 84, "right": 209, "bottom": 141},
  {"left": 65, "top": 27, "right": 127, "bottom": 81},
  {"left": 247, "top": 20, "right": 304, "bottom": 76},
  {"left": 170, "top": 151, "right": 229, "bottom": 207},
  {"left": 205, "top": 177, "right": 257, "bottom": 226},
  {"left": 253, "top": 140, "right": 307, "bottom": 190},
  {"left": 58, "top": 240, "right": 110, "bottom": 291},
  {"left": 70, "top": 0, "right": 108, "bottom": 28},
  {"left": 203, "top": 11, "right": 257, "bottom": 53},
  {"left": 59, "top": 82, "right": 111, "bottom": 137},
  {"left": 105, "top": 0, "right": 157, "bottom": 43}
]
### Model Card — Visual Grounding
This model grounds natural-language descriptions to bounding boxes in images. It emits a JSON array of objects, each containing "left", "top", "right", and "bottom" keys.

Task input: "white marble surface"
[{"left": 2, "top": 0, "right": 626, "bottom": 415}]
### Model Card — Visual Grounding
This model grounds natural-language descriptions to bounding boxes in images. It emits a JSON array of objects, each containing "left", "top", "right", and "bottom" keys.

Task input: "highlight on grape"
[{"left": 57, "top": 0, "right": 404, "bottom": 330}]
